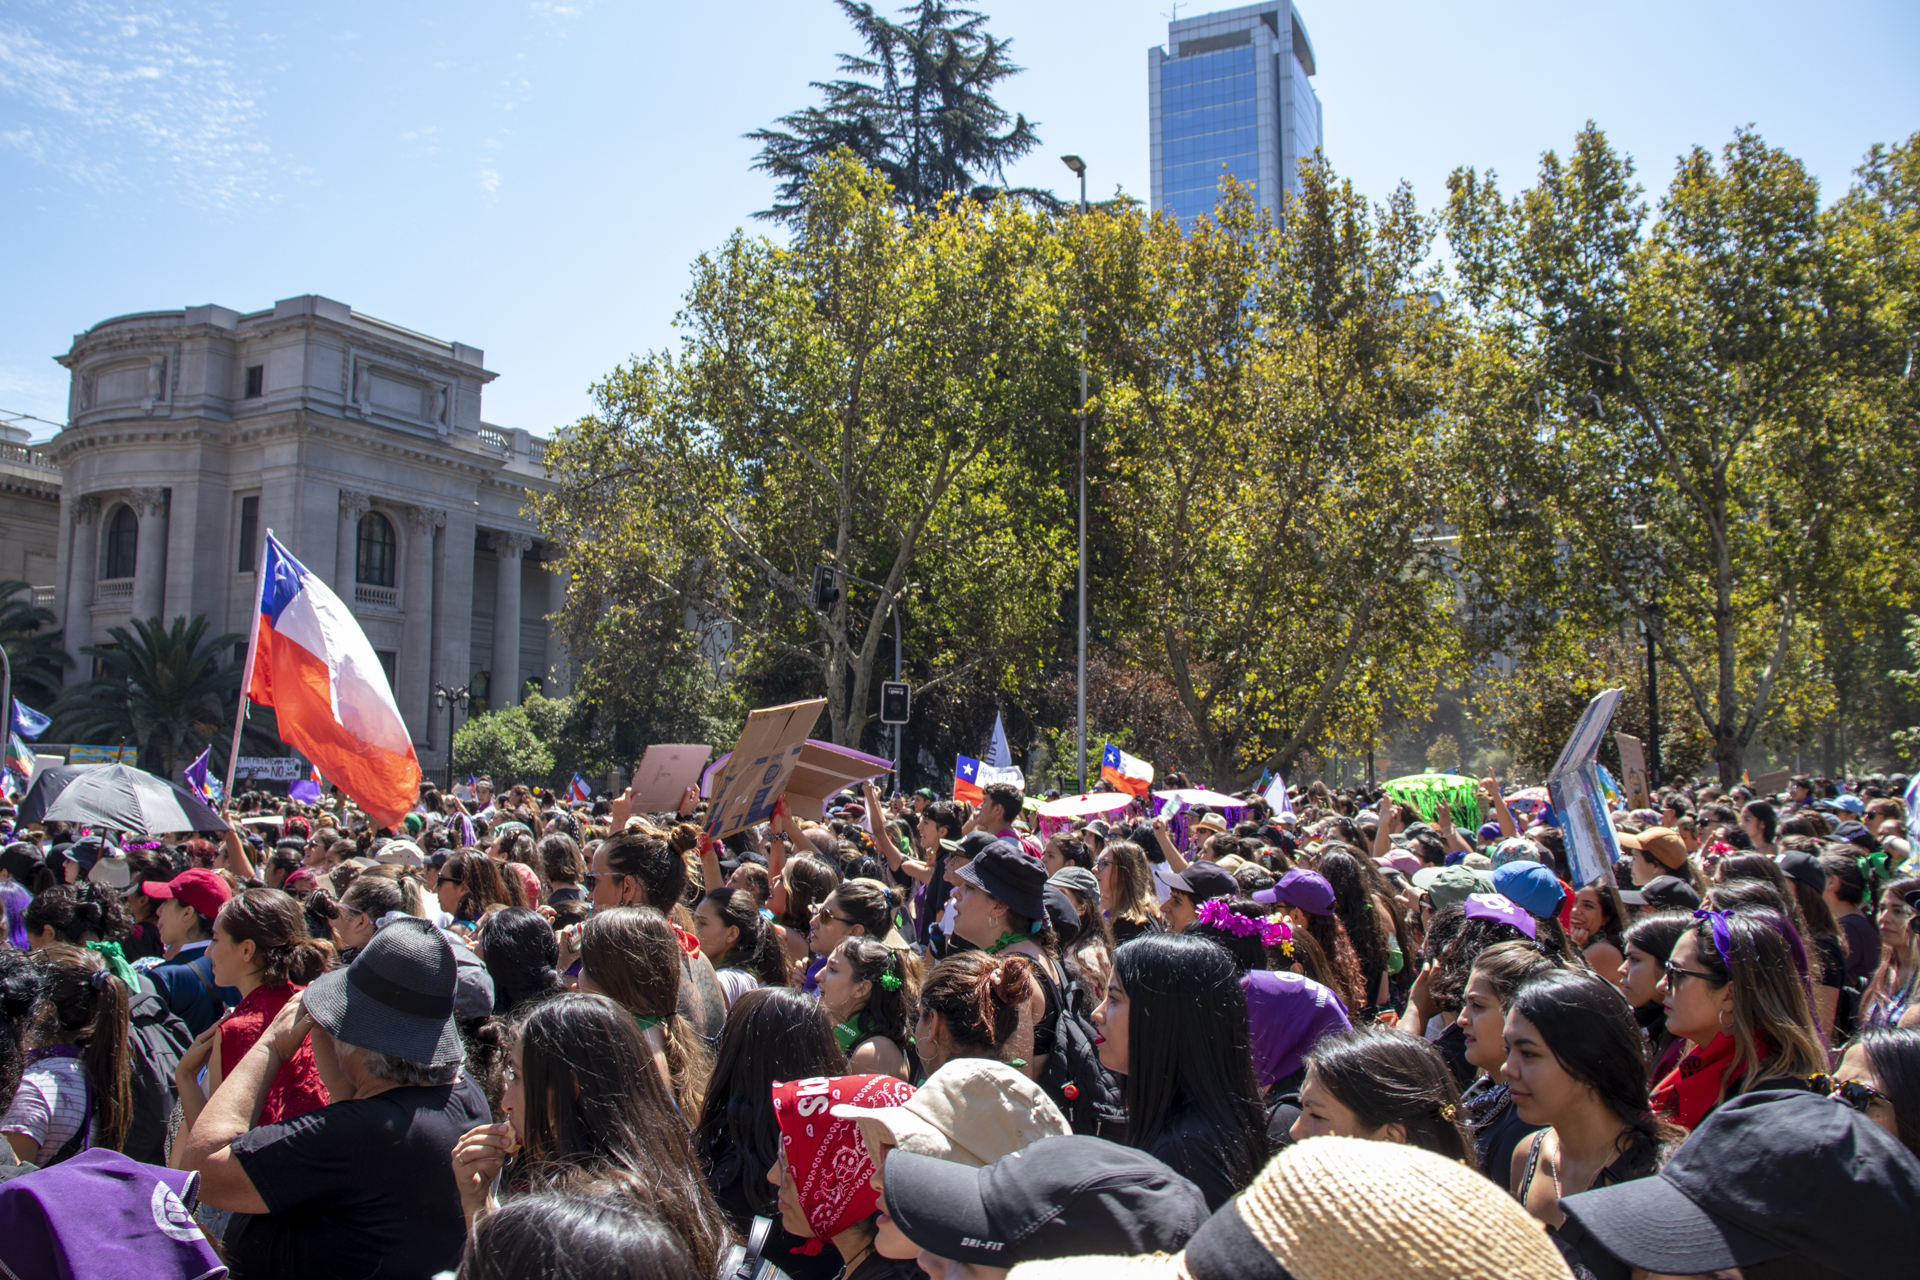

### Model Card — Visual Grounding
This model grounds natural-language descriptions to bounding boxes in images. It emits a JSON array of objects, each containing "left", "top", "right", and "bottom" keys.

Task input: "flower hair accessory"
[
  {"left": 1197, "top": 898, "right": 1295, "bottom": 953},
  {"left": 877, "top": 951, "right": 903, "bottom": 993}
]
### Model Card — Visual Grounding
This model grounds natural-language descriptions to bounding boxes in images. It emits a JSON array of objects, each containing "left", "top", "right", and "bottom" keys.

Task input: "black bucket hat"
[{"left": 303, "top": 916, "right": 463, "bottom": 1067}]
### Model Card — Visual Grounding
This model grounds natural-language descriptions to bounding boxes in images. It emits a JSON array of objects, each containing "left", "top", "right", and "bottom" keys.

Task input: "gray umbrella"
[
  {"left": 41, "top": 763, "right": 224, "bottom": 835},
  {"left": 16, "top": 764, "right": 105, "bottom": 825}
]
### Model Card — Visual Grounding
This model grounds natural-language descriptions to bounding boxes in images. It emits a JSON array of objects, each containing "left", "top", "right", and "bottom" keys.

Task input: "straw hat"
[{"left": 1007, "top": 1136, "right": 1571, "bottom": 1280}]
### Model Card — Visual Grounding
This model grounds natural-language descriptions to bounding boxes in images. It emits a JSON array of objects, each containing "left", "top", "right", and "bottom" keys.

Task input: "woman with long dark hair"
[
  {"left": 437, "top": 850, "right": 523, "bottom": 928},
  {"left": 1863, "top": 878, "right": 1920, "bottom": 1030},
  {"left": 1456, "top": 939, "right": 1565, "bottom": 1181},
  {"left": 1619, "top": 911, "right": 1693, "bottom": 1082},
  {"left": 448, "top": 993, "right": 730, "bottom": 1277},
  {"left": 773, "top": 855, "right": 839, "bottom": 966},
  {"left": 1653, "top": 909, "right": 1827, "bottom": 1131},
  {"left": 0, "top": 949, "right": 38, "bottom": 1181},
  {"left": 1569, "top": 873, "right": 1628, "bottom": 985},
  {"left": 1258, "top": 869, "right": 1367, "bottom": 1014},
  {"left": 457, "top": 1189, "right": 702, "bottom": 1280},
  {"left": 1501, "top": 970, "right": 1681, "bottom": 1236},
  {"left": 1290, "top": 1027, "right": 1470, "bottom": 1160},
  {"left": 577, "top": 907, "right": 711, "bottom": 1119},
  {"left": 691, "top": 987, "right": 847, "bottom": 1280},
  {"left": 691, "top": 888, "right": 792, "bottom": 1007},
  {"left": 1090, "top": 934, "right": 1268, "bottom": 1209},
  {"left": 478, "top": 907, "right": 565, "bottom": 1016},
  {"left": 1316, "top": 848, "right": 1402, "bottom": 1017},
  {"left": 1715, "top": 852, "right": 1844, "bottom": 1041},
  {"left": 1, "top": 944, "right": 130, "bottom": 1164},
  {"left": 1833, "top": 1027, "right": 1920, "bottom": 1157},
  {"left": 818, "top": 936, "right": 914, "bottom": 1080}
]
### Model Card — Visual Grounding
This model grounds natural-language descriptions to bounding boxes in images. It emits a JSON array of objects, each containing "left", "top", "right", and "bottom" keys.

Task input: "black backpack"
[
  {"left": 123, "top": 974, "right": 193, "bottom": 1164},
  {"left": 1035, "top": 962, "right": 1128, "bottom": 1140}
]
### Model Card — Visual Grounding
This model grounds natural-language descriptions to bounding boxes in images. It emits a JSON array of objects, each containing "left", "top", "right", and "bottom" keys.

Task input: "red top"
[{"left": 218, "top": 982, "right": 331, "bottom": 1124}]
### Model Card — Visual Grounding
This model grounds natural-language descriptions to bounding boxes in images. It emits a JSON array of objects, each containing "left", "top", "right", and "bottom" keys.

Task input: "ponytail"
[
  {"left": 702, "top": 889, "right": 794, "bottom": 989},
  {"left": 920, "top": 950, "right": 1033, "bottom": 1058},
  {"left": 217, "top": 888, "right": 335, "bottom": 988},
  {"left": 36, "top": 945, "right": 132, "bottom": 1153}
]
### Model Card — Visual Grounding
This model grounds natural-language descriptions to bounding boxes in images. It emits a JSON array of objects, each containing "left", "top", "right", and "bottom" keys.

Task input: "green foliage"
[
  {"left": 748, "top": 1, "right": 1048, "bottom": 221},
  {"left": 1892, "top": 617, "right": 1920, "bottom": 766},
  {"left": 536, "top": 155, "right": 1073, "bottom": 753},
  {"left": 0, "top": 581, "right": 70, "bottom": 710},
  {"left": 1072, "top": 160, "right": 1464, "bottom": 787},
  {"left": 52, "top": 615, "right": 257, "bottom": 778},
  {"left": 1425, "top": 734, "right": 1460, "bottom": 773},
  {"left": 452, "top": 694, "right": 558, "bottom": 789}
]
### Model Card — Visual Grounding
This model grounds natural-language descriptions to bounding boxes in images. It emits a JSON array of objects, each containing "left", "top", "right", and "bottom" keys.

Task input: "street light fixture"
[
  {"left": 1061, "top": 154, "right": 1089, "bottom": 793},
  {"left": 434, "top": 683, "right": 472, "bottom": 791}
]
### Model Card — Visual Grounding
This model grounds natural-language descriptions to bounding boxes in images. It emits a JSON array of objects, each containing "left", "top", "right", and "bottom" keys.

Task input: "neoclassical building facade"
[{"left": 27, "top": 294, "right": 565, "bottom": 778}]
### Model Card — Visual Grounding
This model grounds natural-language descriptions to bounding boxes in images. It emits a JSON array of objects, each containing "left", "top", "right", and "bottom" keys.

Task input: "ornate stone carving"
[
  {"left": 405, "top": 505, "right": 447, "bottom": 533},
  {"left": 127, "top": 486, "right": 169, "bottom": 516},
  {"left": 489, "top": 530, "right": 533, "bottom": 559},
  {"left": 338, "top": 489, "right": 371, "bottom": 519},
  {"left": 72, "top": 495, "right": 101, "bottom": 526},
  {"left": 353, "top": 361, "right": 373, "bottom": 415}
]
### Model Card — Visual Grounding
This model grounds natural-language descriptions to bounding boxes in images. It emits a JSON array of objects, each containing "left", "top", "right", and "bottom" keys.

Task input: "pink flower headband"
[{"left": 1196, "top": 897, "right": 1295, "bottom": 952}]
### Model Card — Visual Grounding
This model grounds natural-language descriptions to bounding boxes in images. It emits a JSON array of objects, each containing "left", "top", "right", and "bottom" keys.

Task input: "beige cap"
[
  {"left": 1192, "top": 813, "right": 1228, "bottom": 834},
  {"left": 1008, "top": 1136, "right": 1572, "bottom": 1280},
  {"left": 831, "top": 1057, "right": 1069, "bottom": 1168}
]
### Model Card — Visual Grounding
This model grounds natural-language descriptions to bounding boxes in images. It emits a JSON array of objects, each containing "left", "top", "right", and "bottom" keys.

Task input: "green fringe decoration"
[{"left": 1381, "top": 774, "right": 1483, "bottom": 832}]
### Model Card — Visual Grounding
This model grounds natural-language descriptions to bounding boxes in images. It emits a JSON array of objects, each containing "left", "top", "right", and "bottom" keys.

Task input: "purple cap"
[
  {"left": 1252, "top": 868, "right": 1336, "bottom": 917},
  {"left": 1463, "top": 892, "right": 1537, "bottom": 938}
]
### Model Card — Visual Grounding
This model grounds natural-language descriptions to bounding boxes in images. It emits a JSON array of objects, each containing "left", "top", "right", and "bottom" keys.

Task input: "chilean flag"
[
  {"left": 953, "top": 755, "right": 1023, "bottom": 805},
  {"left": 242, "top": 531, "right": 420, "bottom": 828},
  {"left": 1101, "top": 743, "right": 1154, "bottom": 798},
  {"left": 566, "top": 773, "right": 592, "bottom": 804}
]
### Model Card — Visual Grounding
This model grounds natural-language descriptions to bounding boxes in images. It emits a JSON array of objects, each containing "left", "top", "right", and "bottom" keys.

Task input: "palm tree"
[
  {"left": 52, "top": 615, "right": 267, "bottom": 778},
  {"left": 0, "top": 580, "right": 71, "bottom": 711}
]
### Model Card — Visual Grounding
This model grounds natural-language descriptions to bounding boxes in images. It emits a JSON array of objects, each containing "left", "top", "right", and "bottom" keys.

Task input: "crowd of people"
[{"left": 0, "top": 764, "right": 1916, "bottom": 1279}]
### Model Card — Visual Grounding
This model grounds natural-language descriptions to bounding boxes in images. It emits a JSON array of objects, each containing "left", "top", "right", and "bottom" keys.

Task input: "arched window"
[
  {"left": 102, "top": 505, "right": 138, "bottom": 579},
  {"left": 356, "top": 511, "right": 396, "bottom": 587}
]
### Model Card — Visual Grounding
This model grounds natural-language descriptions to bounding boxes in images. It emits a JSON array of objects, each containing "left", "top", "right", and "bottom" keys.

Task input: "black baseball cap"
[
  {"left": 1638, "top": 875, "right": 1701, "bottom": 912},
  {"left": 954, "top": 830, "right": 1000, "bottom": 860},
  {"left": 1043, "top": 882, "right": 1080, "bottom": 936},
  {"left": 883, "top": 1135, "right": 1208, "bottom": 1267},
  {"left": 953, "top": 839, "right": 1048, "bottom": 921},
  {"left": 1559, "top": 1090, "right": 1920, "bottom": 1278},
  {"left": 1180, "top": 861, "right": 1239, "bottom": 904},
  {"left": 1776, "top": 850, "right": 1826, "bottom": 894}
]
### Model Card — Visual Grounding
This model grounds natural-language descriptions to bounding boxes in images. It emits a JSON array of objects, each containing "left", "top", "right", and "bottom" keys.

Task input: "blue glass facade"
[{"left": 1161, "top": 47, "right": 1260, "bottom": 224}]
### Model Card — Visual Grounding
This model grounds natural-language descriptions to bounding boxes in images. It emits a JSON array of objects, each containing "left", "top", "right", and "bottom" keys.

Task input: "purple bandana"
[{"left": 1464, "top": 892, "right": 1536, "bottom": 939}]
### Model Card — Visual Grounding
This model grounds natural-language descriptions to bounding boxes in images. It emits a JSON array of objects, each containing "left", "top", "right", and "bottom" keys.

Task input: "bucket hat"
[{"left": 303, "top": 916, "right": 462, "bottom": 1066}]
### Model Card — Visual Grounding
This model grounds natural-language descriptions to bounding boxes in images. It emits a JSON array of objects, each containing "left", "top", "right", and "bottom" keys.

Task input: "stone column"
[
  {"left": 434, "top": 505, "right": 476, "bottom": 740},
  {"left": 128, "top": 488, "right": 170, "bottom": 621},
  {"left": 64, "top": 497, "right": 100, "bottom": 675},
  {"left": 544, "top": 550, "right": 570, "bottom": 696},
  {"left": 336, "top": 490, "right": 370, "bottom": 600},
  {"left": 489, "top": 531, "right": 531, "bottom": 707},
  {"left": 400, "top": 505, "right": 445, "bottom": 742}
]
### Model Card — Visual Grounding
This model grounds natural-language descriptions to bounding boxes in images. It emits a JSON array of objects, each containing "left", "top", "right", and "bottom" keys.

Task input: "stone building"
[{"left": 22, "top": 294, "right": 563, "bottom": 780}]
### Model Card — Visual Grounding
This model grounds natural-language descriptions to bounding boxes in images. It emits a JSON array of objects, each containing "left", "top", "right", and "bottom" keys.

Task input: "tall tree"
[
  {"left": 1445, "top": 125, "right": 1877, "bottom": 783},
  {"left": 1070, "top": 163, "right": 1462, "bottom": 787},
  {"left": 52, "top": 614, "right": 261, "bottom": 777},
  {"left": 537, "top": 156, "right": 1073, "bottom": 750},
  {"left": 0, "top": 581, "right": 70, "bottom": 710},
  {"left": 749, "top": 0, "right": 1048, "bottom": 221}
]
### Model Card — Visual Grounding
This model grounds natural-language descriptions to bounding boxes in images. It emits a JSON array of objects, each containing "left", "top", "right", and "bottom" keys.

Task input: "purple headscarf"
[
  {"left": 1241, "top": 970, "right": 1353, "bottom": 1089},
  {"left": 0, "top": 880, "right": 29, "bottom": 951}
]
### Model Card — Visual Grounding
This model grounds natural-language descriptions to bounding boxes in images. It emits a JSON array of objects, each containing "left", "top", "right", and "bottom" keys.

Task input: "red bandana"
[
  {"left": 772, "top": 1075, "right": 916, "bottom": 1254},
  {"left": 671, "top": 921, "right": 704, "bottom": 959},
  {"left": 1650, "top": 1031, "right": 1769, "bottom": 1133}
]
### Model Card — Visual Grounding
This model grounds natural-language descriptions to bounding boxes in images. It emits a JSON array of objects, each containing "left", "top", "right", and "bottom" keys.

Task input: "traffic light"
[
  {"left": 880, "top": 681, "right": 910, "bottom": 725},
  {"left": 812, "top": 564, "right": 839, "bottom": 612}
]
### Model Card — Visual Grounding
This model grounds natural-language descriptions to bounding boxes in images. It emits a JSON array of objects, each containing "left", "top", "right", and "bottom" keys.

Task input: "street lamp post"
[
  {"left": 1062, "top": 154, "right": 1088, "bottom": 793},
  {"left": 434, "top": 683, "right": 472, "bottom": 791}
]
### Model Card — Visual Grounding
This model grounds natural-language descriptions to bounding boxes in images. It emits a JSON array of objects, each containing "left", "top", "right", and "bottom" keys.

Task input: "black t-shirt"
[
  {"left": 1840, "top": 911, "right": 1879, "bottom": 985},
  {"left": 225, "top": 1073, "right": 491, "bottom": 1280},
  {"left": 1813, "top": 934, "right": 1846, "bottom": 991},
  {"left": 1145, "top": 1102, "right": 1251, "bottom": 1211},
  {"left": 1111, "top": 915, "right": 1165, "bottom": 947}
]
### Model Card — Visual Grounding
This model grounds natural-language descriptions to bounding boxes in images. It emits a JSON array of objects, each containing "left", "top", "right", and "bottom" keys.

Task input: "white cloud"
[
  {"left": 478, "top": 167, "right": 501, "bottom": 194},
  {"left": 0, "top": 1, "right": 282, "bottom": 213}
]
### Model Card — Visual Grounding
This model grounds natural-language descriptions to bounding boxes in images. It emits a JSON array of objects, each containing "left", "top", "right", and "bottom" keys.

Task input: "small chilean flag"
[
  {"left": 566, "top": 773, "right": 592, "bottom": 804},
  {"left": 953, "top": 755, "right": 1023, "bottom": 805},
  {"left": 1101, "top": 743, "right": 1154, "bottom": 798},
  {"left": 243, "top": 531, "right": 421, "bottom": 828}
]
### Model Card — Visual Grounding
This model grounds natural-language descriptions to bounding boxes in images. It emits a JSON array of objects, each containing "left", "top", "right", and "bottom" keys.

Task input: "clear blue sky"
[{"left": 3, "top": 0, "right": 1915, "bottom": 440}]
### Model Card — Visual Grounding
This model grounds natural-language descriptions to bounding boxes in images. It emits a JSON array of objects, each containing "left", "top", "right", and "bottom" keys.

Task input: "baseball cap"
[
  {"left": 1559, "top": 1090, "right": 1919, "bottom": 1278},
  {"left": 1411, "top": 865, "right": 1491, "bottom": 913},
  {"left": 953, "top": 830, "right": 1000, "bottom": 861},
  {"left": 1048, "top": 866, "right": 1099, "bottom": 907},
  {"left": 1375, "top": 851, "right": 1422, "bottom": 878},
  {"left": 1464, "top": 893, "right": 1537, "bottom": 939},
  {"left": 1179, "top": 861, "right": 1239, "bottom": 904},
  {"left": 954, "top": 840, "right": 1048, "bottom": 922},
  {"left": 1639, "top": 875, "right": 1702, "bottom": 912},
  {"left": 1488, "top": 837, "right": 1543, "bottom": 868},
  {"left": 1634, "top": 827, "right": 1690, "bottom": 872},
  {"left": 1490, "top": 860, "right": 1565, "bottom": 919},
  {"left": 374, "top": 839, "right": 426, "bottom": 868},
  {"left": 1776, "top": 850, "right": 1826, "bottom": 893},
  {"left": 883, "top": 1136, "right": 1208, "bottom": 1268},
  {"left": 831, "top": 1058, "right": 1069, "bottom": 1168},
  {"left": 141, "top": 867, "right": 231, "bottom": 920},
  {"left": 1252, "top": 868, "right": 1335, "bottom": 916}
]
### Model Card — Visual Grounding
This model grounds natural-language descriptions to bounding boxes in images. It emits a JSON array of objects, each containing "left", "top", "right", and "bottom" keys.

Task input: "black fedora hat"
[{"left": 303, "top": 917, "right": 462, "bottom": 1067}]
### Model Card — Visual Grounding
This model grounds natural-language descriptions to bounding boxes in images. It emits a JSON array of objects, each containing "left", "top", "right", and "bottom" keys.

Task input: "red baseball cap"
[{"left": 141, "top": 868, "right": 231, "bottom": 920}]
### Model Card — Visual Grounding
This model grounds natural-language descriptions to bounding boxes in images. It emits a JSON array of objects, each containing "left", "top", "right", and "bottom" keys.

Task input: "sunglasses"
[
  {"left": 1662, "top": 961, "right": 1722, "bottom": 986},
  {"left": 436, "top": 875, "right": 462, "bottom": 888},
  {"left": 813, "top": 905, "right": 853, "bottom": 927},
  {"left": 1810, "top": 1073, "right": 1889, "bottom": 1112}
]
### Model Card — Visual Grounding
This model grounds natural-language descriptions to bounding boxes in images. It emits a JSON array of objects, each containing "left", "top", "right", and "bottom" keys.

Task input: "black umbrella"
[
  {"left": 16, "top": 764, "right": 105, "bottom": 825},
  {"left": 41, "top": 763, "right": 224, "bottom": 836}
]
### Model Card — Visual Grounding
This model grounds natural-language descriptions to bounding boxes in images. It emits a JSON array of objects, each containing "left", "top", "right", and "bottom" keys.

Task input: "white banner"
[{"left": 235, "top": 757, "right": 305, "bottom": 781}]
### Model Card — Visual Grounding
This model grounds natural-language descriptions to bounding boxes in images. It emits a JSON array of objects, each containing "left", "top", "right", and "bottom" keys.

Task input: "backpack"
[
  {"left": 123, "top": 974, "right": 193, "bottom": 1165},
  {"left": 1035, "top": 962, "right": 1128, "bottom": 1140}
]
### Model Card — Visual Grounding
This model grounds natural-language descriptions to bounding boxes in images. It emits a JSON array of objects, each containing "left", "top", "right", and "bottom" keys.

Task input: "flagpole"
[{"left": 223, "top": 526, "right": 271, "bottom": 803}]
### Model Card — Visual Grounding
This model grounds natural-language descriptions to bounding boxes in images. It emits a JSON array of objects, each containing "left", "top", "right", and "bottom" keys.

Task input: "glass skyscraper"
[{"left": 1149, "top": 2, "right": 1323, "bottom": 224}]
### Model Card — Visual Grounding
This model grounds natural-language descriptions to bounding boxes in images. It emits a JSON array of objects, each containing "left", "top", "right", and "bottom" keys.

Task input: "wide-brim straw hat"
[{"left": 1008, "top": 1136, "right": 1572, "bottom": 1280}]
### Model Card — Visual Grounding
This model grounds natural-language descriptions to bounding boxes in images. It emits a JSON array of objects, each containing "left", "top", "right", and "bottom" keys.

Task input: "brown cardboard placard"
[
  {"left": 1750, "top": 768, "right": 1792, "bottom": 798},
  {"left": 629, "top": 743, "right": 714, "bottom": 813},
  {"left": 702, "top": 698, "right": 827, "bottom": 839},
  {"left": 1615, "top": 732, "right": 1650, "bottom": 808}
]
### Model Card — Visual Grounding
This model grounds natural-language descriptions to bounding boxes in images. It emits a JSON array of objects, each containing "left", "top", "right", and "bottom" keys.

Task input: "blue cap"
[{"left": 1491, "top": 860, "right": 1565, "bottom": 920}]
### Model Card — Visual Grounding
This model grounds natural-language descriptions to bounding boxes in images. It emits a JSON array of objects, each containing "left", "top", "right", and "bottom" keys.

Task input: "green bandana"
[
  {"left": 984, "top": 931, "right": 1027, "bottom": 956},
  {"left": 833, "top": 1020, "right": 860, "bottom": 1053},
  {"left": 83, "top": 941, "right": 137, "bottom": 988}
]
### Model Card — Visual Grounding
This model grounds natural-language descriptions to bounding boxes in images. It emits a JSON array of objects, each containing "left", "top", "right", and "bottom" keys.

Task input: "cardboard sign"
[
  {"left": 630, "top": 743, "right": 714, "bottom": 813},
  {"left": 703, "top": 699, "right": 827, "bottom": 840},
  {"left": 1750, "top": 768, "right": 1791, "bottom": 798},
  {"left": 1615, "top": 733, "right": 1650, "bottom": 808},
  {"left": 1548, "top": 689, "right": 1627, "bottom": 887}
]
